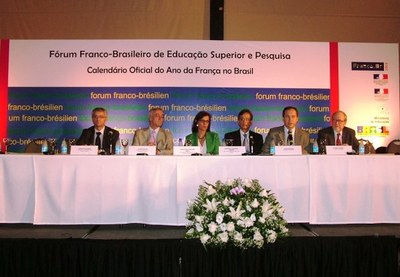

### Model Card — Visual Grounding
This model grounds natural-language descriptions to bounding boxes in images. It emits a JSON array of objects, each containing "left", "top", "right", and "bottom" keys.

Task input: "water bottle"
[
  {"left": 359, "top": 140, "right": 365, "bottom": 155},
  {"left": 41, "top": 139, "right": 48, "bottom": 154},
  {"left": 60, "top": 139, "right": 68, "bottom": 155},
  {"left": 178, "top": 138, "right": 183, "bottom": 146},
  {"left": 115, "top": 139, "right": 122, "bottom": 155},
  {"left": 270, "top": 138, "right": 276, "bottom": 155},
  {"left": 312, "top": 139, "right": 319, "bottom": 154}
]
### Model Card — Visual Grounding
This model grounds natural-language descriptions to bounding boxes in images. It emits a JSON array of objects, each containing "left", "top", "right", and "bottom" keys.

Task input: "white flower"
[
  {"left": 187, "top": 228, "right": 194, "bottom": 235},
  {"left": 259, "top": 189, "right": 269, "bottom": 198},
  {"left": 254, "top": 230, "right": 264, "bottom": 241},
  {"left": 227, "top": 203, "right": 245, "bottom": 219},
  {"left": 200, "top": 234, "right": 211, "bottom": 244},
  {"left": 219, "top": 223, "right": 227, "bottom": 232},
  {"left": 185, "top": 178, "right": 288, "bottom": 249},
  {"left": 278, "top": 207, "right": 285, "bottom": 216},
  {"left": 244, "top": 217, "right": 254, "bottom": 227},
  {"left": 202, "top": 198, "right": 220, "bottom": 212},
  {"left": 234, "top": 232, "right": 243, "bottom": 242},
  {"left": 250, "top": 198, "right": 259, "bottom": 208},
  {"left": 218, "top": 232, "right": 229, "bottom": 243},
  {"left": 195, "top": 223, "right": 204, "bottom": 232},
  {"left": 242, "top": 178, "right": 252, "bottom": 187},
  {"left": 207, "top": 185, "right": 217, "bottom": 195},
  {"left": 227, "top": 222, "right": 235, "bottom": 232},
  {"left": 267, "top": 230, "right": 277, "bottom": 243},
  {"left": 208, "top": 222, "right": 218, "bottom": 234},
  {"left": 195, "top": 215, "right": 204, "bottom": 223},
  {"left": 222, "top": 197, "right": 230, "bottom": 207},
  {"left": 216, "top": 212, "right": 224, "bottom": 224}
]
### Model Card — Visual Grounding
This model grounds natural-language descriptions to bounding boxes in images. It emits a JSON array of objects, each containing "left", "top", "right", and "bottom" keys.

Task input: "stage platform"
[
  {"left": 0, "top": 223, "right": 400, "bottom": 239},
  {"left": 0, "top": 223, "right": 399, "bottom": 277}
]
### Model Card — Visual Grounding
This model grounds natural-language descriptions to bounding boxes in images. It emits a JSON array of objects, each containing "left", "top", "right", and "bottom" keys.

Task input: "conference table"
[{"left": 1, "top": 154, "right": 399, "bottom": 225}]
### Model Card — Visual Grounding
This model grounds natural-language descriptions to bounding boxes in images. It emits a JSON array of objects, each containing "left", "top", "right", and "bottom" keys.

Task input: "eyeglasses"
[
  {"left": 332, "top": 119, "right": 346, "bottom": 123},
  {"left": 198, "top": 119, "right": 210, "bottom": 124}
]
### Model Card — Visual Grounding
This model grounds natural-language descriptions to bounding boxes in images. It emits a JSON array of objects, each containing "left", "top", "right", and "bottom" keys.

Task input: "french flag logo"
[
  {"left": 373, "top": 74, "right": 388, "bottom": 80},
  {"left": 374, "top": 88, "right": 389, "bottom": 94}
]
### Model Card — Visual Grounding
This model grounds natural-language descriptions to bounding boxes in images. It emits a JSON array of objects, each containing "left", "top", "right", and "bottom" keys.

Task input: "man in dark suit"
[
  {"left": 262, "top": 106, "right": 310, "bottom": 154},
  {"left": 318, "top": 110, "right": 359, "bottom": 152},
  {"left": 224, "top": 108, "right": 263, "bottom": 155},
  {"left": 77, "top": 107, "right": 120, "bottom": 154}
]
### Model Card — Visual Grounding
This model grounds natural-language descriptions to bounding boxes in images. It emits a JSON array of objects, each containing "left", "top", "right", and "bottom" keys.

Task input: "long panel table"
[{"left": 1, "top": 154, "right": 399, "bottom": 225}]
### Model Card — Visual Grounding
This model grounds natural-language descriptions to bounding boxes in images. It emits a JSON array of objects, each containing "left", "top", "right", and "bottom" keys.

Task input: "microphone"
[
  {"left": 108, "top": 130, "right": 114, "bottom": 155},
  {"left": 249, "top": 135, "right": 254, "bottom": 154}
]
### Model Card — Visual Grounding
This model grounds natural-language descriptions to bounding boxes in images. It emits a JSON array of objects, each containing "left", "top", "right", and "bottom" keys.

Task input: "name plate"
[
  {"left": 70, "top": 145, "right": 98, "bottom": 155},
  {"left": 219, "top": 146, "right": 246, "bottom": 156},
  {"left": 326, "top": 145, "right": 352, "bottom": 155},
  {"left": 274, "top": 145, "right": 302, "bottom": 156},
  {"left": 128, "top": 145, "right": 156, "bottom": 156},
  {"left": 173, "top": 146, "right": 201, "bottom": 156}
]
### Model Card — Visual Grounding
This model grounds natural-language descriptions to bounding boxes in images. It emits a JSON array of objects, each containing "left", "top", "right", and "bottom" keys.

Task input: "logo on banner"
[
  {"left": 374, "top": 88, "right": 389, "bottom": 95},
  {"left": 352, "top": 62, "right": 385, "bottom": 71},
  {"left": 373, "top": 74, "right": 389, "bottom": 85},
  {"left": 357, "top": 125, "right": 389, "bottom": 137}
]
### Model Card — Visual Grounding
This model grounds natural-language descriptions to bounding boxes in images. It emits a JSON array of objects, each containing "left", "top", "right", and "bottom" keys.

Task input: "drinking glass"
[
  {"left": 121, "top": 139, "right": 129, "bottom": 155},
  {"left": 185, "top": 139, "right": 192, "bottom": 146},
  {"left": 68, "top": 138, "right": 76, "bottom": 146},
  {"left": 225, "top": 138, "right": 234, "bottom": 146},
  {"left": 2, "top": 138, "right": 10, "bottom": 154},
  {"left": 48, "top": 138, "right": 57, "bottom": 154}
]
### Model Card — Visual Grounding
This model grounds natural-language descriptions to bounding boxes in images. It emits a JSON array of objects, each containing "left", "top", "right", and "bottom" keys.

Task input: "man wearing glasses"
[
  {"left": 317, "top": 110, "right": 359, "bottom": 152},
  {"left": 77, "top": 107, "right": 120, "bottom": 154}
]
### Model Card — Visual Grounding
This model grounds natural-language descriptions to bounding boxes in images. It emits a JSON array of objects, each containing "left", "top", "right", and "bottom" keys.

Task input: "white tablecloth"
[{"left": 1, "top": 154, "right": 399, "bottom": 225}]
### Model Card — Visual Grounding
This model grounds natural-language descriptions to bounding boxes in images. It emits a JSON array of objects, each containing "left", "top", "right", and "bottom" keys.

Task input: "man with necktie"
[
  {"left": 262, "top": 106, "right": 310, "bottom": 154},
  {"left": 77, "top": 107, "right": 120, "bottom": 154},
  {"left": 317, "top": 110, "right": 359, "bottom": 152},
  {"left": 133, "top": 107, "right": 174, "bottom": 155},
  {"left": 224, "top": 108, "right": 263, "bottom": 155}
]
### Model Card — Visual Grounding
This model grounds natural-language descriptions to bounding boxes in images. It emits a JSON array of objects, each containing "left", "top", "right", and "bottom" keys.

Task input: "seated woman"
[{"left": 185, "top": 111, "right": 220, "bottom": 155}]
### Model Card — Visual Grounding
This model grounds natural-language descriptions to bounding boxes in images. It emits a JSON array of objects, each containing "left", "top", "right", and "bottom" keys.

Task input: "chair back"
[
  {"left": 25, "top": 138, "right": 47, "bottom": 153},
  {"left": 375, "top": 146, "right": 387, "bottom": 154},
  {"left": 387, "top": 139, "right": 400, "bottom": 154}
]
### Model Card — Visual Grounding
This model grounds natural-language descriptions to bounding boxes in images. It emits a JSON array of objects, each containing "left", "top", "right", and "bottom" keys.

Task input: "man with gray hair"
[{"left": 133, "top": 107, "right": 174, "bottom": 155}]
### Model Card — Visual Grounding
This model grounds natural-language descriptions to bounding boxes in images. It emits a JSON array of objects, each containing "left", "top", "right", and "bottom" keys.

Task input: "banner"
[{"left": 1, "top": 40, "right": 398, "bottom": 152}]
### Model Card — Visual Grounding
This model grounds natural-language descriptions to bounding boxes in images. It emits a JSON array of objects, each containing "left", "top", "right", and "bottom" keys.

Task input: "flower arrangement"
[{"left": 185, "top": 178, "right": 288, "bottom": 249}]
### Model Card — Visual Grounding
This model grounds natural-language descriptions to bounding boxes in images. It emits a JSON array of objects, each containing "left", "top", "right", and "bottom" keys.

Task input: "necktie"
[
  {"left": 243, "top": 133, "right": 249, "bottom": 153},
  {"left": 287, "top": 130, "right": 294, "bottom": 145},
  {"left": 150, "top": 130, "right": 156, "bottom": 144},
  {"left": 336, "top": 133, "right": 342, "bottom": 145},
  {"left": 95, "top": 132, "right": 101, "bottom": 149}
]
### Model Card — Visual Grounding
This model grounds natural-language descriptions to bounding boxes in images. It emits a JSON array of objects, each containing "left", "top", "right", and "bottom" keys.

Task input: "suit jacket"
[
  {"left": 317, "top": 126, "right": 359, "bottom": 152},
  {"left": 185, "top": 131, "right": 220, "bottom": 155},
  {"left": 224, "top": 130, "right": 263, "bottom": 155},
  {"left": 262, "top": 126, "right": 310, "bottom": 154},
  {"left": 77, "top": 126, "right": 120, "bottom": 154},
  {"left": 133, "top": 127, "right": 173, "bottom": 155}
]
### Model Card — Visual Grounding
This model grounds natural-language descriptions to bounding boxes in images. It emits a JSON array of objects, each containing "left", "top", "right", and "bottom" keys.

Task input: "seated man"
[
  {"left": 262, "top": 106, "right": 310, "bottom": 154},
  {"left": 318, "top": 110, "right": 359, "bottom": 152},
  {"left": 133, "top": 107, "right": 173, "bottom": 155},
  {"left": 224, "top": 108, "right": 263, "bottom": 154},
  {"left": 77, "top": 107, "right": 120, "bottom": 154}
]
